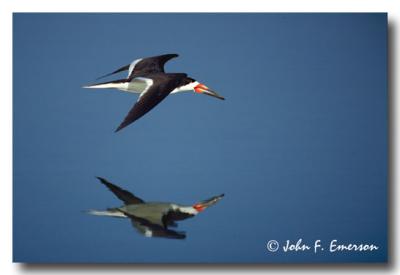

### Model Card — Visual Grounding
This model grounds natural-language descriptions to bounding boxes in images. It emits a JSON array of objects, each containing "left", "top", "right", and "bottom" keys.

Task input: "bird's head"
[{"left": 176, "top": 77, "right": 225, "bottom": 100}]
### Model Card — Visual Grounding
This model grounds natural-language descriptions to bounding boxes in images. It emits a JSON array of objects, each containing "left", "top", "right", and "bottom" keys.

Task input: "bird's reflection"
[{"left": 87, "top": 177, "right": 224, "bottom": 240}]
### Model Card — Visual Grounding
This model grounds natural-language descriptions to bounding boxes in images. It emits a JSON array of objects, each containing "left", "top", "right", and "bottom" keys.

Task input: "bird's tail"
[
  {"left": 82, "top": 79, "right": 125, "bottom": 89},
  {"left": 85, "top": 208, "right": 126, "bottom": 218}
]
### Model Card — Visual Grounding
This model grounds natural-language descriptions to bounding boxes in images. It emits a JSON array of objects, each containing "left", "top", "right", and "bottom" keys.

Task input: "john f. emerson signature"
[{"left": 266, "top": 239, "right": 379, "bottom": 253}]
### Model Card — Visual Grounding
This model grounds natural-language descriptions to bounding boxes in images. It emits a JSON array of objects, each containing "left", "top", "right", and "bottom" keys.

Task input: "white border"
[{"left": 1, "top": 1, "right": 398, "bottom": 275}]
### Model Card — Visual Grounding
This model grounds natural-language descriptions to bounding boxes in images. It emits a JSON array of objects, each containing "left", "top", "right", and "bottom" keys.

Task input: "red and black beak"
[
  {"left": 194, "top": 83, "right": 225, "bottom": 100},
  {"left": 193, "top": 194, "right": 225, "bottom": 212}
]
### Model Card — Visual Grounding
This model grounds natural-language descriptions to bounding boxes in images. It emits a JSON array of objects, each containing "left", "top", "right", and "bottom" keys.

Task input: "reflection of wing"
[
  {"left": 96, "top": 177, "right": 144, "bottom": 205},
  {"left": 128, "top": 214, "right": 186, "bottom": 239},
  {"left": 96, "top": 54, "right": 178, "bottom": 80},
  {"left": 115, "top": 73, "right": 187, "bottom": 132}
]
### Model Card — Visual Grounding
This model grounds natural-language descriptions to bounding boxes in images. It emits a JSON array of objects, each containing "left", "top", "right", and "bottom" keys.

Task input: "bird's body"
[
  {"left": 88, "top": 177, "right": 224, "bottom": 239},
  {"left": 83, "top": 54, "right": 225, "bottom": 132}
]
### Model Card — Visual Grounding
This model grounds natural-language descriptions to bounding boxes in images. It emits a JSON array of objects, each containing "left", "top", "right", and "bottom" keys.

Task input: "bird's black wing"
[
  {"left": 161, "top": 209, "right": 196, "bottom": 229},
  {"left": 128, "top": 54, "right": 179, "bottom": 79},
  {"left": 96, "top": 177, "right": 145, "bottom": 205},
  {"left": 96, "top": 54, "right": 178, "bottom": 80},
  {"left": 115, "top": 73, "right": 187, "bottom": 132},
  {"left": 96, "top": 65, "right": 130, "bottom": 80}
]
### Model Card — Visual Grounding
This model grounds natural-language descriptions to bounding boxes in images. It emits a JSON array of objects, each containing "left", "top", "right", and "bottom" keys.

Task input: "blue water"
[{"left": 13, "top": 13, "right": 387, "bottom": 263}]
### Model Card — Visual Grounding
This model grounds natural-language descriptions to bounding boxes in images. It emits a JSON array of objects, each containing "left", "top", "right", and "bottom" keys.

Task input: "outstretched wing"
[
  {"left": 128, "top": 54, "right": 178, "bottom": 79},
  {"left": 96, "top": 65, "right": 130, "bottom": 80},
  {"left": 96, "top": 177, "right": 144, "bottom": 205},
  {"left": 96, "top": 54, "right": 178, "bottom": 80},
  {"left": 115, "top": 73, "right": 187, "bottom": 132}
]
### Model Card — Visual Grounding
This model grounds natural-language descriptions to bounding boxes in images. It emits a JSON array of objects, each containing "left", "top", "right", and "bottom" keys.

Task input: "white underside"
[
  {"left": 83, "top": 79, "right": 198, "bottom": 97},
  {"left": 83, "top": 78, "right": 151, "bottom": 94},
  {"left": 87, "top": 209, "right": 127, "bottom": 218},
  {"left": 170, "top": 81, "right": 199, "bottom": 94},
  {"left": 128, "top": 58, "right": 143, "bottom": 78},
  {"left": 144, "top": 229, "right": 153, "bottom": 237},
  {"left": 171, "top": 204, "right": 199, "bottom": 215}
]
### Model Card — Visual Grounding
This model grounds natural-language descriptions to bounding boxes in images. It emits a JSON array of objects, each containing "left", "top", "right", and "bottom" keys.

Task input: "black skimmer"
[
  {"left": 83, "top": 54, "right": 225, "bottom": 132},
  {"left": 87, "top": 177, "right": 224, "bottom": 239}
]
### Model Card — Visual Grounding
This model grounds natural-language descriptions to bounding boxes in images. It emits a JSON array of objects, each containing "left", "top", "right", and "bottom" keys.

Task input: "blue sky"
[{"left": 13, "top": 13, "right": 387, "bottom": 263}]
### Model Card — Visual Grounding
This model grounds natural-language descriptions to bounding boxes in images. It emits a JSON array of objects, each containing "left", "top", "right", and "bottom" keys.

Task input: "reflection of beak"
[
  {"left": 194, "top": 83, "right": 225, "bottom": 100},
  {"left": 193, "top": 194, "right": 225, "bottom": 212}
]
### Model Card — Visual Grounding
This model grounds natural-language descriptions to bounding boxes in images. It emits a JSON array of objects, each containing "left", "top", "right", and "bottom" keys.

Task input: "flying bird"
[
  {"left": 87, "top": 177, "right": 224, "bottom": 239},
  {"left": 83, "top": 54, "right": 225, "bottom": 132}
]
